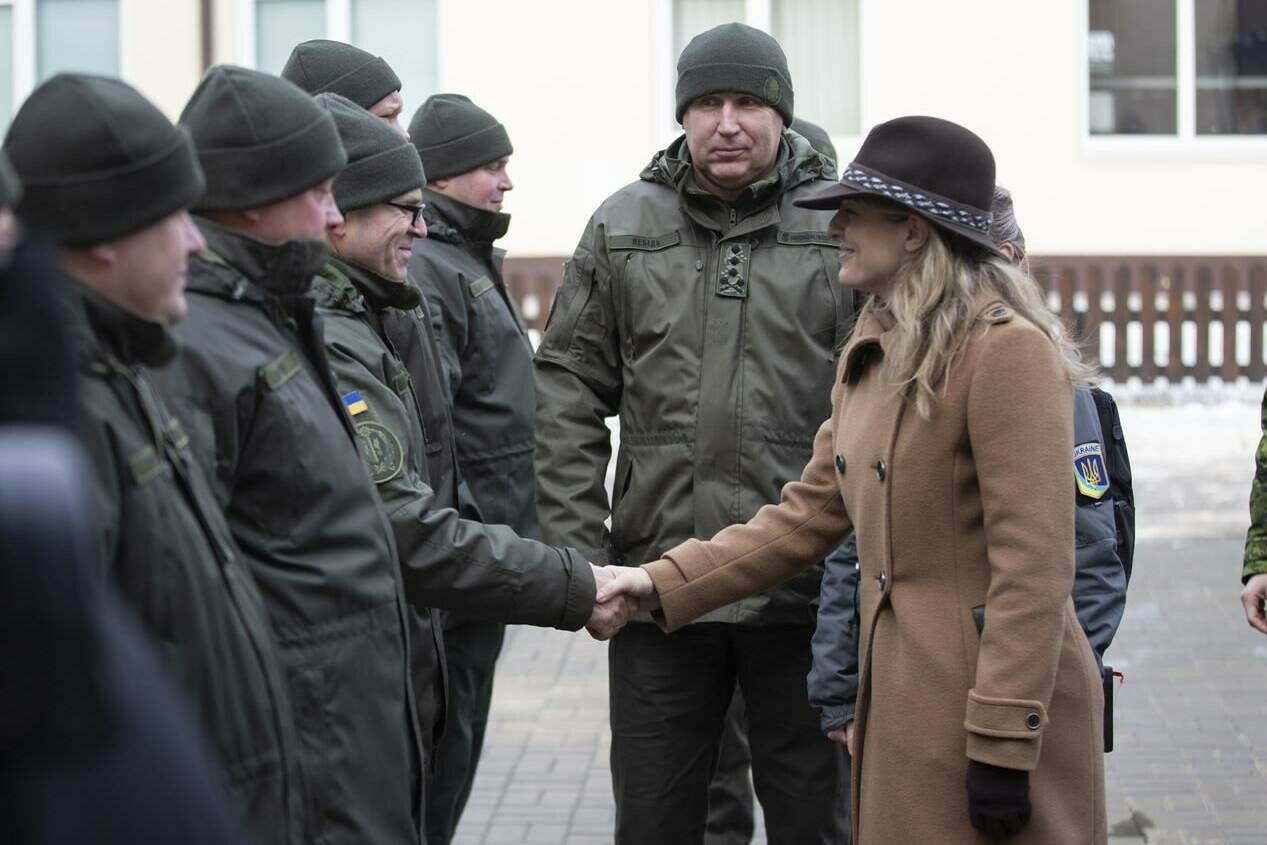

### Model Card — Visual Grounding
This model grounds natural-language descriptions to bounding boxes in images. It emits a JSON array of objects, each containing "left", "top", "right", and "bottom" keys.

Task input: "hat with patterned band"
[{"left": 793, "top": 115, "right": 1003, "bottom": 257}]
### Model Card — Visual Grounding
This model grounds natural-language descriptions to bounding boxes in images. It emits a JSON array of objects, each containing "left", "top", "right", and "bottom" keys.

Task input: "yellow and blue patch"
[
  {"left": 1074, "top": 441, "right": 1109, "bottom": 499},
  {"left": 343, "top": 390, "right": 368, "bottom": 417}
]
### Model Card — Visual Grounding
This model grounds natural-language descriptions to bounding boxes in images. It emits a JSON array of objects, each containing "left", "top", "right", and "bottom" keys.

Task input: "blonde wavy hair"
[{"left": 867, "top": 226, "right": 1095, "bottom": 418}]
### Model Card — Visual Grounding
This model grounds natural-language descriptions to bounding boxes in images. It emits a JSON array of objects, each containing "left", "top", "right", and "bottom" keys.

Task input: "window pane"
[
  {"left": 1195, "top": 0, "right": 1267, "bottom": 135},
  {"left": 673, "top": 0, "right": 744, "bottom": 64},
  {"left": 351, "top": 0, "right": 437, "bottom": 113},
  {"left": 257, "top": 0, "right": 325, "bottom": 75},
  {"left": 772, "top": 0, "right": 860, "bottom": 135},
  {"left": 37, "top": 0, "right": 119, "bottom": 81},
  {"left": 1088, "top": 0, "right": 1177, "bottom": 134},
  {"left": 0, "top": 7, "right": 12, "bottom": 129}
]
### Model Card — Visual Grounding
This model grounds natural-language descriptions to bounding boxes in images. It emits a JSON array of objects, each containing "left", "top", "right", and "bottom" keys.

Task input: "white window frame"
[
  {"left": 1083, "top": 0, "right": 1267, "bottom": 161},
  {"left": 2, "top": 0, "right": 128, "bottom": 120},
  {"left": 234, "top": 0, "right": 444, "bottom": 89},
  {"left": 654, "top": 0, "right": 867, "bottom": 154}
]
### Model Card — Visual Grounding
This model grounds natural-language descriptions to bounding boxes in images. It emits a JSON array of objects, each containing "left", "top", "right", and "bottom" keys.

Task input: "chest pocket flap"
[
  {"left": 260, "top": 349, "right": 302, "bottom": 391},
  {"left": 776, "top": 230, "right": 837, "bottom": 248},
  {"left": 128, "top": 444, "right": 167, "bottom": 486},
  {"left": 468, "top": 275, "right": 495, "bottom": 298},
  {"left": 606, "top": 231, "right": 682, "bottom": 252}
]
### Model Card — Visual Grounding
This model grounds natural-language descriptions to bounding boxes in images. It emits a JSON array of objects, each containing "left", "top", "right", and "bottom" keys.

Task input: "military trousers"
[
  {"left": 705, "top": 688, "right": 756, "bottom": 845},
  {"left": 425, "top": 619, "right": 505, "bottom": 845},
  {"left": 609, "top": 621, "right": 848, "bottom": 845}
]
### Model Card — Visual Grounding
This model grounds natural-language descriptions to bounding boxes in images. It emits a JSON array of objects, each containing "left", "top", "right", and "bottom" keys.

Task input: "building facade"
[{"left": 4, "top": 0, "right": 1265, "bottom": 379}]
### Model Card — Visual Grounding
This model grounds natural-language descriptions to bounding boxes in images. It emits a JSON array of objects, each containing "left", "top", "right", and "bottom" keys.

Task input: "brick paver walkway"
[{"left": 454, "top": 403, "right": 1267, "bottom": 844}]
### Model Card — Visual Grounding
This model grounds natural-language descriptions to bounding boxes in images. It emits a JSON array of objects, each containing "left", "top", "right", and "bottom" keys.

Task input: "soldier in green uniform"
[
  {"left": 1242, "top": 390, "right": 1267, "bottom": 634},
  {"left": 535, "top": 23, "right": 853, "bottom": 844},
  {"left": 305, "top": 86, "right": 620, "bottom": 741},
  {"left": 406, "top": 92, "right": 536, "bottom": 845},
  {"left": 4, "top": 74, "right": 305, "bottom": 844},
  {"left": 152, "top": 66, "right": 425, "bottom": 844}
]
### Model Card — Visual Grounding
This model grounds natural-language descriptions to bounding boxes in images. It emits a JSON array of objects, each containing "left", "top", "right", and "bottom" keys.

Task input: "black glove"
[{"left": 965, "top": 759, "right": 1031, "bottom": 839}]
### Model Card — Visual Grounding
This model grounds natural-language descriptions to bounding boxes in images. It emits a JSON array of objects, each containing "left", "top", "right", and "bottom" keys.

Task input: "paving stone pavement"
[{"left": 453, "top": 403, "right": 1267, "bottom": 844}]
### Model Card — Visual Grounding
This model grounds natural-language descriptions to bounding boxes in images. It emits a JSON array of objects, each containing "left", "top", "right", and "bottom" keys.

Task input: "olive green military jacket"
[
  {"left": 1245, "top": 385, "right": 1267, "bottom": 582},
  {"left": 66, "top": 276, "right": 305, "bottom": 845},
  {"left": 410, "top": 190, "right": 540, "bottom": 540},
  {"left": 535, "top": 132, "right": 857, "bottom": 625},
  {"left": 154, "top": 221, "right": 424, "bottom": 845},
  {"left": 311, "top": 259, "right": 597, "bottom": 630}
]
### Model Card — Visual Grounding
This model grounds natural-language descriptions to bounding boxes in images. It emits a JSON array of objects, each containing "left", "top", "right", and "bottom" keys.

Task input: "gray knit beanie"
[
  {"left": 314, "top": 93, "right": 424, "bottom": 212},
  {"left": 0, "top": 150, "right": 21, "bottom": 210},
  {"left": 675, "top": 23, "right": 793, "bottom": 125},
  {"left": 180, "top": 65, "right": 347, "bottom": 212},
  {"left": 4, "top": 74, "right": 203, "bottom": 245},
  {"left": 409, "top": 94, "right": 512, "bottom": 181},
  {"left": 282, "top": 40, "right": 401, "bottom": 109}
]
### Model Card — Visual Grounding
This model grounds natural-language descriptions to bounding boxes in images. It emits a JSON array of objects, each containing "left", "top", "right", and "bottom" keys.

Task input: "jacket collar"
[
  {"left": 840, "top": 303, "right": 893, "bottom": 383},
  {"left": 421, "top": 189, "right": 511, "bottom": 247},
  {"left": 61, "top": 271, "right": 177, "bottom": 370},
  {"left": 322, "top": 255, "right": 422, "bottom": 313},
  {"left": 193, "top": 216, "right": 330, "bottom": 298}
]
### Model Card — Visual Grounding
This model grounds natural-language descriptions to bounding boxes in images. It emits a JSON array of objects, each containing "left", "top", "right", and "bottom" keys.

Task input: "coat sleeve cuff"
[
  {"left": 643, "top": 549, "right": 698, "bottom": 632},
  {"left": 818, "top": 704, "right": 855, "bottom": 734},
  {"left": 963, "top": 690, "right": 1048, "bottom": 771},
  {"left": 1243, "top": 555, "right": 1267, "bottom": 584},
  {"left": 557, "top": 549, "right": 596, "bottom": 631}
]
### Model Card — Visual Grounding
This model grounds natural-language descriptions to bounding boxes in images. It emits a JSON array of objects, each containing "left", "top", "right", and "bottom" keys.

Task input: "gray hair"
[{"left": 989, "top": 185, "right": 1026, "bottom": 261}]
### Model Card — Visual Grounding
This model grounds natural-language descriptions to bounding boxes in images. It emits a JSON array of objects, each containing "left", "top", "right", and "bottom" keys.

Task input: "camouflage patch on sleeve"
[{"left": 1244, "top": 389, "right": 1267, "bottom": 582}]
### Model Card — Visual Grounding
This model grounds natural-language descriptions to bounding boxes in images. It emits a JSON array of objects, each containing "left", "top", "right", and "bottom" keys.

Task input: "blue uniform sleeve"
[
  {"left": 1072, "top": 389, "right": 1127, "bottom": 663},
  {"left": 808, "top": 533, "right": 861, "bottom": 733}
]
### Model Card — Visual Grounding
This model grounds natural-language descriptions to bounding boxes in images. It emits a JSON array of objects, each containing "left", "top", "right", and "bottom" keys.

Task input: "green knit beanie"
[
  {"left": 314, "top": 93, "right": 424, "bottom": 212},
  {"left": 675, "top": 23, "right": 793, "bottom": 126},
  {"left": 409, "top": 94, "right": 512, "bottom": 181},
  {"left": 180, "top": 65, "right": 347, "bottom": 212},
  {"left": 0, "top": 150, "right": 21, "bottom": 210},
  {"left": 3, "top": 74, "right": 203, "bottom": 246},
  {"left": 282, "top": 39, "right": 402, "bottom": 110}
]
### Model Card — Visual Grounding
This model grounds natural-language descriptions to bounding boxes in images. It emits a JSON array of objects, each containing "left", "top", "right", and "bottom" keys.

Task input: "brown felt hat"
[{"left": 795, "top": 115, "right": 1003, "bottom": 257}]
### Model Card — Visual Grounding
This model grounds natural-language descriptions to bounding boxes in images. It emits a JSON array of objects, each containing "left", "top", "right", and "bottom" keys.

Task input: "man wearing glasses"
[{"left": 307, "top": 95, "right": 631, "bottom": 812}]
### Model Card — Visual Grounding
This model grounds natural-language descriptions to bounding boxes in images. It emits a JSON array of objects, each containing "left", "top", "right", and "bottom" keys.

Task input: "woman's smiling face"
[{"left": 827, "top": 198, "right": 918, "bottom": 298}]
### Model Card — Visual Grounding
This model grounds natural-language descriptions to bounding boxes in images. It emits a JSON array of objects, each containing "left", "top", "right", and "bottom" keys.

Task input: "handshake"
[{"left": 584, "top": 564, "right": 659, "bottom": 640}]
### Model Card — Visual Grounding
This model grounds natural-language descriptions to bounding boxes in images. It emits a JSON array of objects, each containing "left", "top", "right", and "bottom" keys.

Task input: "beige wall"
[
  {"left": 120, "top": 0, "right": 203, "bottom": 119},
  {"left": 99, "top": 0, "right": 1265, "bottom": 256}
]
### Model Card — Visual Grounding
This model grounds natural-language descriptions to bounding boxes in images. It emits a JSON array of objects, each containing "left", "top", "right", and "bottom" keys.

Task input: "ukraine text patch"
[
  {"left": 1074, "top": 441, "right": 1109, "bottom": 499},
  {"left": 343, "top": 390, "right": 368, "bottom": 417}
]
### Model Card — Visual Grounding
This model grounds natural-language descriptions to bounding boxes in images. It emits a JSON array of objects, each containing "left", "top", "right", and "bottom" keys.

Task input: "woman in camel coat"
[{"left": 600, "top": 116, "right": 1107, "bottom": 844}]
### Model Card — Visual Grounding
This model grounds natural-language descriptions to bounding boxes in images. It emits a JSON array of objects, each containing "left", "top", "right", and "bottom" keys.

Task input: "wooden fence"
[
  {"left": 504, "top": 255, "right": 1267, "bottom": 382},
  {"left": 1033, "top": 257, "right": 1267, "bottom": 382}
]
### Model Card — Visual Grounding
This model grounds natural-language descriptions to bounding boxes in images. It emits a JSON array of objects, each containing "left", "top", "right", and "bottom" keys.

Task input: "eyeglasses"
[{"left": 386, "top": 201, "right": 426, "bottom": 228}]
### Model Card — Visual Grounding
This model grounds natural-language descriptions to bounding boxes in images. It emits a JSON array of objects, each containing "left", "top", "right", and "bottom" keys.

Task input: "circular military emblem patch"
[
  {"left": 763, "top": 77, "right": 781, "bottom": 106},
  {"left": 355, "top": 421, "right": 404, "bottom": 484}
]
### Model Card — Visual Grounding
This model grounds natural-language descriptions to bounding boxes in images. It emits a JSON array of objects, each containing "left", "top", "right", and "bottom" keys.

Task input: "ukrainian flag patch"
[
  {"left": 1073, "top": 441, "right": 1109, "bottom": 499},
  {"left": 343, "top": 390, "right": 368, "bottom": 417}
]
